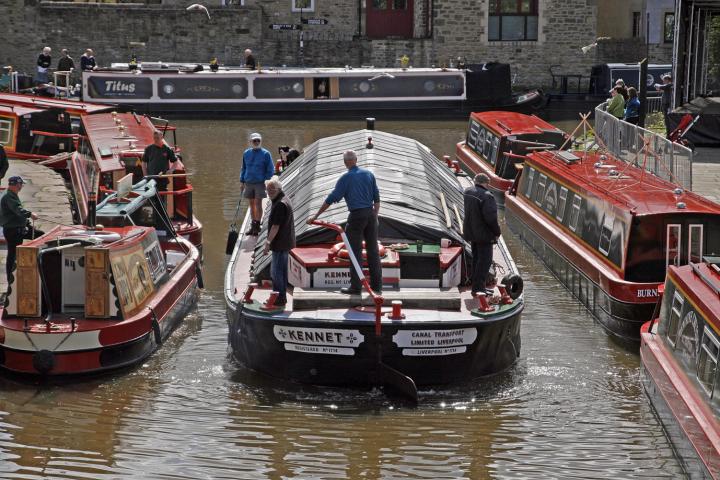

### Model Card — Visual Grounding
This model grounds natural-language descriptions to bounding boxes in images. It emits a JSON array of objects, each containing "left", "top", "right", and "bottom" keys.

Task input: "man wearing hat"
[
  {"left": 240, "top": 132, "right": 274, "bottom": 236},
  {"left": 656, "top": 74, "right": 674, "bottom": 135},
  {"left": 0, "top": 176, "right": 43, "bottom": 283}
]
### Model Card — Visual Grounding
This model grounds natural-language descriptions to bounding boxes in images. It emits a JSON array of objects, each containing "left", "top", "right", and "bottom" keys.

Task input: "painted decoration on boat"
[
  {"left": 338, "top": 75, "right": 464, "bottom": 98},
  {"left": 144, "top": 240, "right": 166, "bottom": 284},
  {"left": 273, "top": 325, "right": 364, "bottom": 356},
  {"left": 157, "top": 78, "right": 249, "bottom": 99},
  {"left": 393, "top": 328, "right": 477, "bottom": 356},
  {"left": 87, "top": 76, "right": 153, "bottom": 99},
  {"left": 109, "top": 243, "right": 155, "bottom": 316}
]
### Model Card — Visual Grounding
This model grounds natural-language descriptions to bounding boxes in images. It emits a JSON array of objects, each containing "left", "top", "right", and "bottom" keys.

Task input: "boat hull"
[
  {"left": 505, "top": 199, "right": 652, "bottom": 344},
  {"left": 226, "top": 301, "right": 522, "bottom": 387},
  {"left": 640, "top": 323, "right": 720, "bottom": 479}
]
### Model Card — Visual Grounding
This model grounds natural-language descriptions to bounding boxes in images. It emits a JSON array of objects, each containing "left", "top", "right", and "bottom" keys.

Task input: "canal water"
[{"left": 0, "top": 119, "right": 687, "bottom": 479}]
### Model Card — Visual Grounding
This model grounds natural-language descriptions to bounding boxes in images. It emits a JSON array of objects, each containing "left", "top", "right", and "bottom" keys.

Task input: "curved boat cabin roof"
[
  {"left": 666, "top": 262, "right": 720, "bottom": 335},
  {"left": 0, "top": 93, "right": 114, "bottom": 115},
  {"left": 470, "top": 111, "right": 565, "bottom": 139},
  {"left": 525, "top": 150, "right": 720, "bottom": 217},
  {"left": 252, "top": 128, "right": 468, "bottom": 276}
]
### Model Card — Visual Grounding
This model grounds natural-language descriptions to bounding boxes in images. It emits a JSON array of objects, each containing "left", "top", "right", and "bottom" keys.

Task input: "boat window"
[
  {"left": 556, "top": 187, "right": 568, "bottom": 222},
  {"left": 467, "top": 120, "right": 480, "bottom": 150},
  {"left": 625, "top": 218, "right": 666, "bottom": 283},
  {"left": 666, "top": 291, "right": 684, "bottom": 347},
  {"left": 0, "top": 119, "right": 12, "bottom": 145},
  {"left": 689, "top": 224, "right": 703, "bottom": 263},
  {"left": 534, "top": 174, "right": 547, "bottom": 207},
  {"left": 524, "top": 168, "right": 535, "bottom": 198},
  {"left": 598, "top": 214, "right": 614, "bottom": 256},
  {"left": 477, "top": 128, "right": 487, "bottom": 157},
  {"left": 568, "top": 195, "right": 582, "bottom": 232},
  {"left": 697, "top": 327, "right": 720, "bottom": 398},
  {"left": 483, "top": 131, "right": 493, "bottom": 158},
  {"left": 489, "top": 136, "right": 500, "bottom": 166},
  {"left": 675, "top": 310, "right": 701, "bottom": 370},
  {"left": 666, "top": 224, "right": 682, "bottom": 267}
]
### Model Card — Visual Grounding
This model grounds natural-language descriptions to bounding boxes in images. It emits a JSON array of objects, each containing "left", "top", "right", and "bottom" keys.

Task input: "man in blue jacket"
[
  {"left": 241, "top": 132, "right": 275, "bottom": 236},
  {"left": 307, "top": 150, "right": 382, "bottom": 294}
]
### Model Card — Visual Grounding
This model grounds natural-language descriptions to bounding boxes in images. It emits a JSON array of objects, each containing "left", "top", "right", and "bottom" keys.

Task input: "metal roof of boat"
[
  {"left": 97, "top": 179, "right": 158, "bottom": 217},
  {"left": 82, "top": 113, "right": 158, "bottom": 173},
  {"left": 527, "top": 150, "right": 720, "bottom": 216},
  {"left": 0, "top": 93, "right": 114, "bottom": 114},
  {"left": 470, "top": 111, "right": 564, "bottom": 138},
  {"left": 0, "top": 104, "right": 44, "bottom": 116},
  {"left": 252, "top": 128, "right": 468, "bottom": 275}
]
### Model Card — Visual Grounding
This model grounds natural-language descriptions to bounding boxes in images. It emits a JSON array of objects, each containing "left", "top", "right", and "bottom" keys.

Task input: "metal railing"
[
  {"left": 595, "top": 102, "right": 693, "bottom": 190},
  {"left": 645, "top": 96, "right": 663, "bottom": 113}
]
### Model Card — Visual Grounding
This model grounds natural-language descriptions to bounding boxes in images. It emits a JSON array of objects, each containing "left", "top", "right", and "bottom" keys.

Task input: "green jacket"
[
  {"left": 0, "top": 190, "right": 31, "bottom": 228},
  {"left": 607, "top": 94, "right": 625, "bottom": 119}
]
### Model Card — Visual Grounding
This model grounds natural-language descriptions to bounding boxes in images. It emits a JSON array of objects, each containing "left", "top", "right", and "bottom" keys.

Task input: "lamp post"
[{"left": 299, "top": 6, "right": 305, "bottom": 66}]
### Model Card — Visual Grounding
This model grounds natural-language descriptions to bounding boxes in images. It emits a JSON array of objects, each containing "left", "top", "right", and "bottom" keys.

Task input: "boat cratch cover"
[{"left": 252, "top": 129, "right": 467, "bottom": 278}]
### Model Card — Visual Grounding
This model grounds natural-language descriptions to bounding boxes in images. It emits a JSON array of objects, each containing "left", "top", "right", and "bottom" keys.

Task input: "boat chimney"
[
  {"left": 366, "top": 117, "right": 375, "bottom": 130},
  {"left": 87, "top": 191, "right": 97, "bottom": 228}
]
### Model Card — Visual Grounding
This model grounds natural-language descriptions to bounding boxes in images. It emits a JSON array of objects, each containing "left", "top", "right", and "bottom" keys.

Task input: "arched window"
[{"left": 488, "top": 0, "right": 539, "bottom": 41}]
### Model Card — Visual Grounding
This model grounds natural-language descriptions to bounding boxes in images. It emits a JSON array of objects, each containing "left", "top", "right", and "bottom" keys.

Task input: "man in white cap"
[{"left": 240, "top": 132, "right": 274, "bottom": 235}]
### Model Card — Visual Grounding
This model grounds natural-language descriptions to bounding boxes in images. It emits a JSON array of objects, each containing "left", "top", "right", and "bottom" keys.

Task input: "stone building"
[{"left": 1, "top": 0, "right": 672, "bottom": 89}]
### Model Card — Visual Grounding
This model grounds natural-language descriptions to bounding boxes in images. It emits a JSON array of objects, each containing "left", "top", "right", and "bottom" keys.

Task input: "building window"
[
  {"left": 292, "top": 0, "right": 314, "bottom": 13},
  {"left": 664, "top": 13, "right": 675, "bottom": 43},
  {"left": 488, "top": 0, "right": 539, "bottom": 42},
  {"left": 0, "top": 119, "right": 12, "bottom": 145},
  {"left": 632, "top": 12, "right": 642, "bottom": 38}
]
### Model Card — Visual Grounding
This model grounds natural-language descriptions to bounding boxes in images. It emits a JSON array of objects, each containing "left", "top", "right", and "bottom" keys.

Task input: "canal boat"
[
  {"left": 225, "top": 125, "right": 525, "bottom": 400},
  {"left": 0, "top": 93, "right": 113, "bottom": 163},
  {"left": 640, "top": 260, "right": 720, "bottom": 479},
  {"left": 0, "top": 221, "right": 200, "bottom": 377},
  {"left": 72, "top": 112, "right": 202, "bottom": 251},
  {"left": 505, "top": 148, "right": 720, "bottom": 344},
  {"left": 82, "top": 62, "right": 544, "bottom": 117},
  {"left": 455, "top": 111, "right": 569, "bottom": 205}
]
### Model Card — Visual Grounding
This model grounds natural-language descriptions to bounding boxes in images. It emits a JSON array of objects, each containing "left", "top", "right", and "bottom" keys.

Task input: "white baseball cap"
[{"left": 250, "top": 132, "right": 262, "bottom": 141}]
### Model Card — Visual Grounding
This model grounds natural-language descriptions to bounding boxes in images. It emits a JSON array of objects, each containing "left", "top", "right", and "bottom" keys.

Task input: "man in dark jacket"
[
  {"left": 263, "top": 177, "right": 296, "bottom": 307},
  {"left": 656, "top": 74, "right": 674, "bottom": 136},
  {"left": 463, "top": 173, "right": 501, "bottom": 296},
  {"left": 142, "top": 130, "right": 178, "bottom": 193},
  {"left": 0, "top": 176, "right": 43, "bottom": 283}
]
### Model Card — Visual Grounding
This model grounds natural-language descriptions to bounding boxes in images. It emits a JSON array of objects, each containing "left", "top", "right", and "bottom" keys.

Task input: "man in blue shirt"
[
  {"left": 308, "top": 150, "right": 382, "bottom": 294},
  {"left": 240, "top": 132, "right": 275, "bottom": 235}
]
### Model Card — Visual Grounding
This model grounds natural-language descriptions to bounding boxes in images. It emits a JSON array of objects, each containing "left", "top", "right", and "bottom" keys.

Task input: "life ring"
[
  {"left": 501, "top": 274, "right": 524, "bottom": 300},
  {"left": 328, "top": 241, "right": 386, "bottom": 261}
]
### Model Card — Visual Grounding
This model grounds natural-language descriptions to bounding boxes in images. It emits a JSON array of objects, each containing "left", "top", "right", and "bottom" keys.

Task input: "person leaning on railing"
[
  {"left": 607, "top": 86, "right": 625, "bottom": 119},
  {"left": 624, "top": 87, "right": 640, "bottom": 125}
]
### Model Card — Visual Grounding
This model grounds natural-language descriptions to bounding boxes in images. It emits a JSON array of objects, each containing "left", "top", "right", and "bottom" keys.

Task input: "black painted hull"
[
  {"left": 111, "top": 96, "right": 545, "bottom": 119},
  {"left": 226, "top": 304, "right": 522, "bottom": 387},
  {"left": 506, "top": 207, "right": 650, "bottom": 344}
]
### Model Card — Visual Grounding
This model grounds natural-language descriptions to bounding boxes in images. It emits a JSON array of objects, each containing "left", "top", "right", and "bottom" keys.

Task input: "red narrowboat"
[
  {"left": 505, "top": 149, "right": 720, "bottom": 344},
  {"left": 455, "top": 111, "right": 568, "bottom": 205},
  {"left": 0, "top": 93, "right": 113, "bottom": 163},
  {"left": 75, "top": 113, "right": 202, "bottom": 252},
  {"left": 641, "top": 261, "right": 720, "bottom": 478},
  {"left": 0, "top": 224, "right": 200, "bottom": 376}
]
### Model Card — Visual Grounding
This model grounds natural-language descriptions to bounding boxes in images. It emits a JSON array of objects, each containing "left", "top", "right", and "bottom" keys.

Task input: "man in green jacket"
[
  {"left": 607, "top": 86, "right": 625, "bottom": 119},
  {"left": 0, "top": 176, "right": 42, "bottom": 283}
]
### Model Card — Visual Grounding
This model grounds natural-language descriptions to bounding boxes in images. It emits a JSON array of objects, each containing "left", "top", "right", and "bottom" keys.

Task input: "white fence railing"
[{"left": 595, "top": 102, "right": 693, "bottom": 190}]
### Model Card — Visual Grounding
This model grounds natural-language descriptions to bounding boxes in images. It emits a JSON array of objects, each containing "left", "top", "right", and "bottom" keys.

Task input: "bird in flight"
[{"left": 187, "top": 3, "right": 211, "bottom": 20}]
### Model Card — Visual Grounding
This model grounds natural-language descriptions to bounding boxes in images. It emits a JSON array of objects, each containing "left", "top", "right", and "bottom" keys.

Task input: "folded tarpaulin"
[
  {"left": 251, "top": 129, "right": 469, "bottom": 279},
  {"left": 667, "top": 96, "right": 720, "bottom": 147}
]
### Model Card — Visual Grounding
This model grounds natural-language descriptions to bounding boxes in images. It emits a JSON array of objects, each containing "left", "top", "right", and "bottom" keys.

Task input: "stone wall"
[{"left": 0, "top": 0, "right": 672, "bottom": 90}]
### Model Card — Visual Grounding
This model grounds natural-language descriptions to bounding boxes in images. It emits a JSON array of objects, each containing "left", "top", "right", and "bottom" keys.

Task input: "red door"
[{"left": 366, "top": 0, "right": 414, "bottom": 39}]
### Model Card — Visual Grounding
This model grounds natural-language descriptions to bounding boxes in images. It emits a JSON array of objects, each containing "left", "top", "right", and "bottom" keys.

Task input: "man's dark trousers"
[
  {"left": 345, "top": 207, "right": 382, "bottom": 292},
  {"left": 4, "top": 226, "right": 44, "bottom": 283},
  {"left": 471, "top": 242, "right": 493, "bottom": 294}
]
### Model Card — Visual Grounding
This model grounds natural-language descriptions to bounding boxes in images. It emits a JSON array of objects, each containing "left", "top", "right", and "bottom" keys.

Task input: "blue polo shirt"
[{"left": 325, "top": 166, "right": 380, "bottom": 211}]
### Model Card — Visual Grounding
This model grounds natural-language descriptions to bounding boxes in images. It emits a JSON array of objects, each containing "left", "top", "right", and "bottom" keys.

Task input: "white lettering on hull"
[
  {"left": 284, "top": 343, "right": 355, "bottom": 356},
  {"left": 403, "top": 346, "right": 467, "bottom": 356},
  {"left": 273, "top": 325, "right": 364, "bottom": 356}
]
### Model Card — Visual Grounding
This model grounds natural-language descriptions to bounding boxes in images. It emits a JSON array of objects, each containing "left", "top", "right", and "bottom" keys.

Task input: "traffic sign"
[
  {"left": 269, "top": 24, "right": 301, "bottom": 30},
  {"left": 302, "top": 18, "right": 329, "bottom": 25}
]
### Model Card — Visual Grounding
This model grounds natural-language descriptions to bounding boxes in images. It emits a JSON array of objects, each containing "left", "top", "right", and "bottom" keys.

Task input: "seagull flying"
[
  {"left": 368, "top": 72, "right": 395, "bottom": 82},
  {"left": 580, "top": 36, "right": 611, "bottom": 54},
  {"left": 186, "top": 3, "right": 211, "bottom": 20}
]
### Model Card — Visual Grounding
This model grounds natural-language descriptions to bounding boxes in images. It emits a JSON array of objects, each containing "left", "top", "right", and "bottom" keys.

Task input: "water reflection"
[{"left": 0, "top": 119, "right": 687, "bottom": 479}]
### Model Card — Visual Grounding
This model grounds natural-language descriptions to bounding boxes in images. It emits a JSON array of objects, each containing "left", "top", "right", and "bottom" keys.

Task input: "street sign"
[
  {"left": 302, "top": 18, "right": 329, "bottom": 25},
  {"left": 269, "top": 24, "right": 301, "bottom": 30}
]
